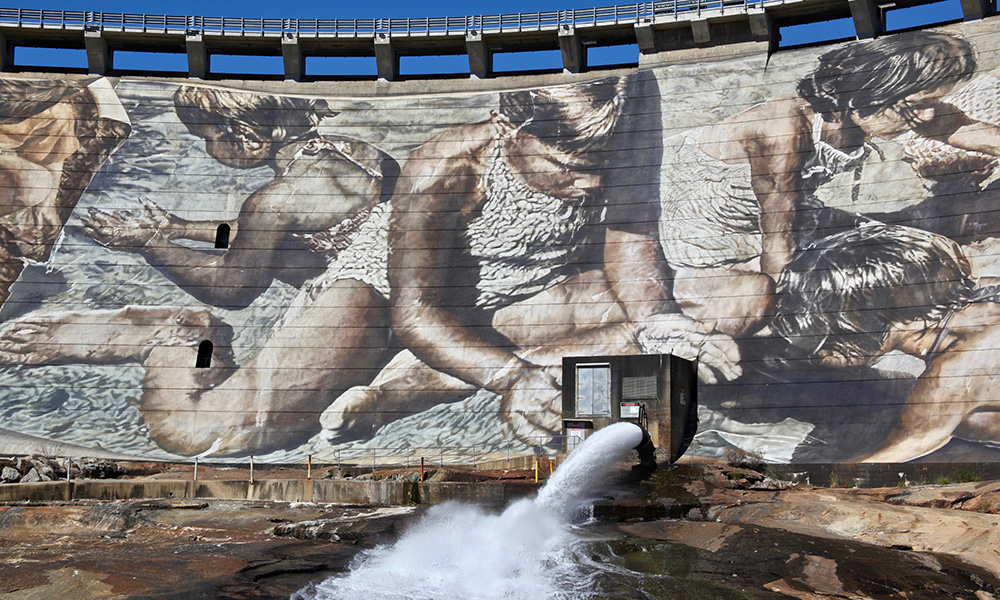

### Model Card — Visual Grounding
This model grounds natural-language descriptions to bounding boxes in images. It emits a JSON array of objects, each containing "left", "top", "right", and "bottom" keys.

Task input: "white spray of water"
[{"left": 293, "top": 422, "right": 644, "bottom": 600}]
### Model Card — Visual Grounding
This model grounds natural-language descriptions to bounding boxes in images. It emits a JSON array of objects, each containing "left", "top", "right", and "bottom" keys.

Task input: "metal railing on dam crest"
[
  {"left": 1, "top": 2, "right": 770, "bottom": 38},
  {"left": 0, "top": 0, "right": 988, "bottom": 79}
]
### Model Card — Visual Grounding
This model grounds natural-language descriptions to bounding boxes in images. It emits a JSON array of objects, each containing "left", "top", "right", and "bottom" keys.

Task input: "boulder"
[
  {"left": 1, "top": 465, "right": 20, "bottom": 483},
  {"left": 20, "top": 467, "right": 44, "bottom": 483},
  {"left": 80, "top": 459, "right": 126, "bottom": 480},
  {"left": 35, "top": 459, "right": 57, "bottom": 480}
]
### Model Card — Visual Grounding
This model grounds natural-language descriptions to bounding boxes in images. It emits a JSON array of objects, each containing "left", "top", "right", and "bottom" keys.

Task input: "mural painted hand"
[
  {"left": 0, "top": 319, "right": 58, "bottom": 365},
  {"left": 497, "top": 366, "right": 563, "bottom": 447},
  {"left": 81, "top": 197, "right": 176, "bottom": 250},
  {"left": 0, "top": 306, "right": 227, "bottom": 367},
  {"left": 0, "top": 310, "right": 134, "bottom": 365},
  {"left": 635, "top": 313, "right": 742, "bottom": 384}
]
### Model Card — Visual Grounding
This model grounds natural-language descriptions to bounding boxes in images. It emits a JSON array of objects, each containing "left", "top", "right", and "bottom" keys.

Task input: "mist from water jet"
[{"left": 292, "top": 422, "right": 645, "bottom": 600}]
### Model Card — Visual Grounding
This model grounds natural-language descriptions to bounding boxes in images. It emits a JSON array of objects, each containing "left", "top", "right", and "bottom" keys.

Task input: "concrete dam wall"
[{"left": 0, "top": 16, "right": 999, "bottom": 465}]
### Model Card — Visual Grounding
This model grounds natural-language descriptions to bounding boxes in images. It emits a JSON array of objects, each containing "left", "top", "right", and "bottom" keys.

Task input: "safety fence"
[
  {"left": 326, "top": 434, "right": 584, "bottom": 470},
  {"left": 4, "top": 435, "right": 587, "bottom": 480}
]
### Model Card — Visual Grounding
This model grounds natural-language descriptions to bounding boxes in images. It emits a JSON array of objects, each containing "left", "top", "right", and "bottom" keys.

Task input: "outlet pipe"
[{"left": 633, "top": 426, "right": 657, "bottom": 472}]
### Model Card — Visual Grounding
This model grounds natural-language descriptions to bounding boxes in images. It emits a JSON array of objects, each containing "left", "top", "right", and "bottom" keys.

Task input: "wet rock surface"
[
  {"left": 594, "top": 520, "right": 1000, "bottom": 599},
  {"left": 0, "top": 499, "right": 422, "bottom": 599},
  {"left": 3, "top": 461, "right": 1000, "bottom": 598}
]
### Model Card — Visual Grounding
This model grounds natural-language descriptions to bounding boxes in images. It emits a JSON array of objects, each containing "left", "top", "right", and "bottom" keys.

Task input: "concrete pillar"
[
  {"left": 0, "top": 32, "right": 8, "bottom": 71},
  {"left": 466, "top": 31, "right": 489, "bottom": 79},
  {"left": 374, "top": 33, "right": 396, "bottom": 82},
  {"left": 848, "top": 0, "right": 882, "bottom": 40},
  {"left": 960, "top": 0, "right": 991, "bottom": 20},
  {"left": 281, "top": 35, "right": 303, "bottom": 81},
  {"left": 84, "top": 30, "right": 110, "bottom": 75},
  {"left": 558, "top": 25, "right": 585, "bottom": 74},
  {"left": 748, "top": 11, "right": 773, "bottom": 41},
  {"left": 748, "top": 11, "right": 777, "bottom": 54},
  {"left": 691, "top": 20, "right": 711, "bottom": 45},
  {"left": 634, "top": 21, "right": 656, "bottom": 53},
  {"left": 186, "top": 33, "right": 208, "bottom": 78}
]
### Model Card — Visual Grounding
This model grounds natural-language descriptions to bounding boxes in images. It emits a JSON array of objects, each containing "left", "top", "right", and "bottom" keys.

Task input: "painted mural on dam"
[{"left": 0, "top": 22, "right": 998, "bottom": 464}]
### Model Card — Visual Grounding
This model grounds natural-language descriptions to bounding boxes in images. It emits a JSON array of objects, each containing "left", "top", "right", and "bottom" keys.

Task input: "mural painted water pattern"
[{"left": 0, "top": 22, "right": 999, "bottom": 463}]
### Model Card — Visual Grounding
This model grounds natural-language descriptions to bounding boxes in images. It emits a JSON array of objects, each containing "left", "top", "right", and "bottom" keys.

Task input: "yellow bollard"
[{"left": 534, "top": 458, "right": 539, "bottom": 483}]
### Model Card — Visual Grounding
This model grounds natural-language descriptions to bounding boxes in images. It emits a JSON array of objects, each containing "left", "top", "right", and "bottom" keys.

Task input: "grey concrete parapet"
[
  {"left": 0, "top": 477, "right": 532, "bottom": 505},
  {"left": 189, "top": 480, "right": 250, "bottom": 500},
  {"left": 250, "top": 479, "right": 312, "bottom": 502},
  {"left": 418, "top": 481, "right": 538, "bottom": 505},
  {"left": 312, "top": 479, "right": 417, "bottom": 505},
  {"left": 0, "top": 480, "right": 69, "bottom": 502},
  {"left": 72, "top": 479, "right": 189, "bottom": 501}
]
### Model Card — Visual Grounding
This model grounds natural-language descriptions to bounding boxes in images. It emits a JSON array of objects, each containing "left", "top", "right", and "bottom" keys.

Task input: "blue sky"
[{"left": 2, "top": 0, "right": 967, "bottom": 75}]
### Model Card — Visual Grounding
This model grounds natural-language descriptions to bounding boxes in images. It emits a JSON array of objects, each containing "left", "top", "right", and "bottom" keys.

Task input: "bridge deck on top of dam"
[{"left": 0, "top": 0, "right": 993, "bottom": 80}]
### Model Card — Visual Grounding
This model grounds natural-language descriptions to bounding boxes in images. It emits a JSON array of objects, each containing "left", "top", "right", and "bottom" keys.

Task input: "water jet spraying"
[{"left": 293, "top": 422, "right": 649, "bottom": 600}]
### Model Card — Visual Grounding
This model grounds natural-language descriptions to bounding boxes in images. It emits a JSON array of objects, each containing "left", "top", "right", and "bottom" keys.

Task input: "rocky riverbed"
[{"left": 2, "top": 460, "right": 1000, "bottom": 599}]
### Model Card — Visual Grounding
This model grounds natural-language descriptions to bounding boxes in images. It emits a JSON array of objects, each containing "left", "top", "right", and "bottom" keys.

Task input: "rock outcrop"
[{"left": 0, "top": 456, "right": 128, "bottom": 484}]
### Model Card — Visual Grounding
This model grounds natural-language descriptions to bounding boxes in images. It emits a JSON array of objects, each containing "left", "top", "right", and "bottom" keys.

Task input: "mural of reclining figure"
[
  {"left": 773, "top": 222, "right": 1000, "bottom": 463},
  {"left": 0, "top": 78, "right": 130, "bottom": 307},
  {"left": 82, "top": 85, "right": 399, "bottom": 307},
  {"left": 0, "top": 85, "right": 400, "bottom": 456},
  {"left": 660, "top": 31, "right": 998, "bottom": 338}
]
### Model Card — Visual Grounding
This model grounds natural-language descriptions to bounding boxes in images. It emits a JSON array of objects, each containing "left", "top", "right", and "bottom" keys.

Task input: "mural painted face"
[
  {"left": 0, "top": 28, "right": 998, "bottom": 467},
  {"left": 0, "top": 78, "right": 130, "bottom": 304},
  {"left": 853, "top": 86, "right": 957, "bottom": 138},
  {"left": 188, "top": 121, "right": 274, "bottom": 169}
]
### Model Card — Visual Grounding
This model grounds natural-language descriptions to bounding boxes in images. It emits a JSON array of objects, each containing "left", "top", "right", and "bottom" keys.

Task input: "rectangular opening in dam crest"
[{"left": 13, "top": 46, "right": 87, "bottom": 70}]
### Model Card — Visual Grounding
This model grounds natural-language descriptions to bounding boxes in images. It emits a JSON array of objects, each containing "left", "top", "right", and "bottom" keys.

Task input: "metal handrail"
[{"left": 0, "top": 1, "right": 777, "bottom": 39}]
